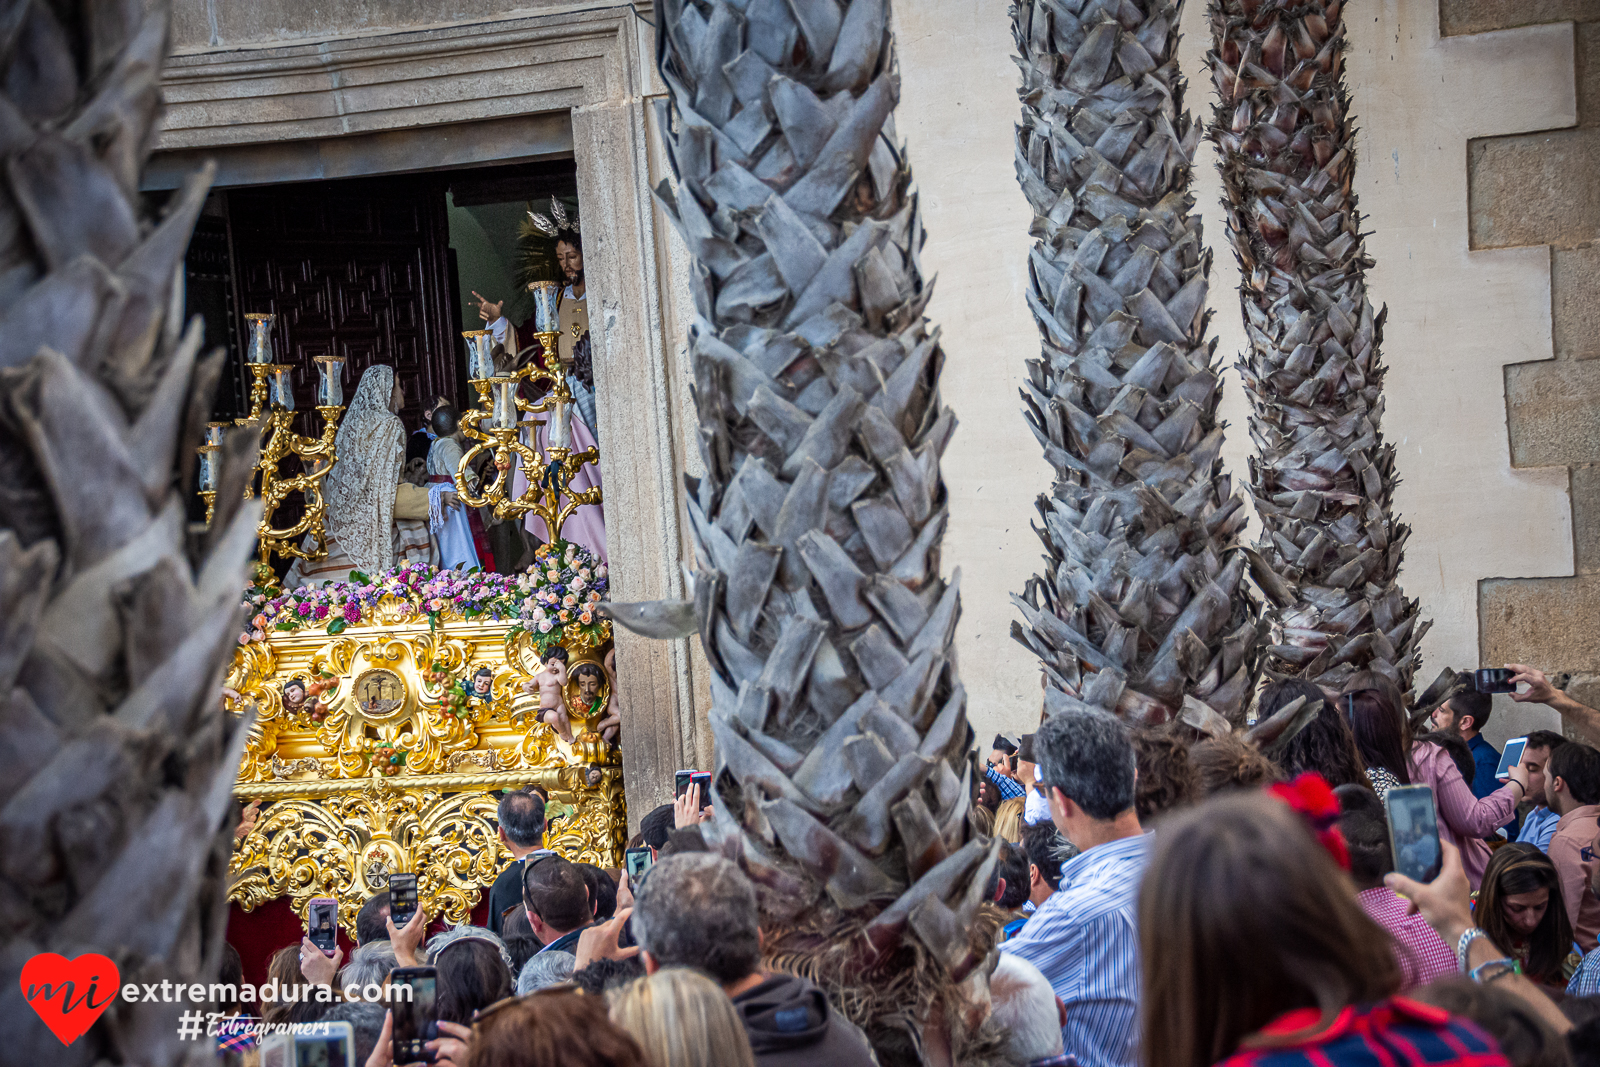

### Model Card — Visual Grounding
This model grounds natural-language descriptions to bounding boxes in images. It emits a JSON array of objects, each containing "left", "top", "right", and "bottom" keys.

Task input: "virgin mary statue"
[{"left": 285, "top": 364, "right": 433, "bottom": 587}]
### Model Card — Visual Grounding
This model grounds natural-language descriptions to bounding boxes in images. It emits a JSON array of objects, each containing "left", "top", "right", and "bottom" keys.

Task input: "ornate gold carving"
[
  {"left": 225, "top": 612, "right": 626, "bottom": 929},
  {"left": 229, "top": 781, "right": 507, "bottom": 932}
]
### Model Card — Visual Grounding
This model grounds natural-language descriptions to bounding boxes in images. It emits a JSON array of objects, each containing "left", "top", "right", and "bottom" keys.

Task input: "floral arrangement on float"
[{"left": 238, "top": 540, "right": 609, "bottom": 654}]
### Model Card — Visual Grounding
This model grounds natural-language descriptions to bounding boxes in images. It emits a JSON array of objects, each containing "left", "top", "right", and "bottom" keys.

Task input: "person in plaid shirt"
[
  {"left": 1335, "top": 784, "right": 1457, "bottom": 989},
  {"left": 988, "top": 734, "right": 1027, "bottom": 801}
]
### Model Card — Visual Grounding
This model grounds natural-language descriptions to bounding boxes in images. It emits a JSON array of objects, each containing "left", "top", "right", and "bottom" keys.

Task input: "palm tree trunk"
[
  {"left": 0, "top": 0, "right": 259, "bottom": 1060},
  {"left": 1008, "top": 0, "right": 1261, "bottom": 727},
  {"left": 651, "top": 0, "right": 1001, "bottom": 1060},
  {"left": 1209, "top": 0, "right": 1429, "bottom": 692}
]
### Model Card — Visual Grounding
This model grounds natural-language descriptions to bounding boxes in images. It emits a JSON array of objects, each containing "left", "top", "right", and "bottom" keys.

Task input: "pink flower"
[
  {"left": 238, "top": 632, "right": 250, "bottom": 645},
  {"left": 562, "top": 595, "right": 577, "bottom": 608},
  {"left": 588, "top": 591, "right": 601, "bottom": 603},
  {"left": 251, "top": 629, "right": 266, "bottom": 642},
  {"left": 579, "top": 612, "right": 593, "bottom": 624},
  {"left": 297, "top": 602, "right": 313, "bottom": 617},
  {"left": 537, "top": 620, "right": 553, "bottom": 633},
  {"left": 343, "top": 602, "right": 361, "bottom": 624},
  {"left": 314, "top": 605, "right": 330, "bottom": 620}
]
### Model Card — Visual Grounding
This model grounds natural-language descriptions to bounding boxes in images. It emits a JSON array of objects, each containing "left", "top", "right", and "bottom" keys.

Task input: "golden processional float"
[{"left": 212, "top": 291, "right": 623, "bottom": 933}]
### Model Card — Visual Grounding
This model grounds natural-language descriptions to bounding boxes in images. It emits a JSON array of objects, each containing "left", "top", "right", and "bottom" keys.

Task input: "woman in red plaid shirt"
[{"left": 1140, "top": 791, "right": 1513, "bottom": 1067}]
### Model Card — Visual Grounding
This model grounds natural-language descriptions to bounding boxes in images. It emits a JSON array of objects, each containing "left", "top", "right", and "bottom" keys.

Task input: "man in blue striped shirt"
[{"left": 1001, "top": 705, "right": 1150, "bottom": 1067}]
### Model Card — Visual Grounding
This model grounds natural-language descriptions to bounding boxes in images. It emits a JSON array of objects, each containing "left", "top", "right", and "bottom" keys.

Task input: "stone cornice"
[{"left": 156, "top": 7, "right": 645, "bottom": 151}]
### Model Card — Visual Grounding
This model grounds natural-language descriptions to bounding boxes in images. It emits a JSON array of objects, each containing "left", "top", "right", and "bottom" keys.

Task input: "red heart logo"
[{"left": 19, "top": 953, "right": 120, "bottom": 1046}]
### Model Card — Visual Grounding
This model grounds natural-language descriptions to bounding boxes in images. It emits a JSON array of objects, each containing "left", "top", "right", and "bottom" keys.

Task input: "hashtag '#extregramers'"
[{"left": 176, "top": 1011, "right": 204, "bottom": 1041}]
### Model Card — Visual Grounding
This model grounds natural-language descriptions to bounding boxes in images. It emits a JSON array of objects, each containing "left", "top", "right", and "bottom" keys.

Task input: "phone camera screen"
[
  {"left": 309, "top": 902, "right": 337, "bottom": 952},
  {"left": 389, "top": 875, "right": 418, "bottom": 926},
  {"left": 1388, "top": 790, "right": 1442, "bottom": 883},
  {"left": 393, "top": 975, "right": 437, "bottom": 1060}
]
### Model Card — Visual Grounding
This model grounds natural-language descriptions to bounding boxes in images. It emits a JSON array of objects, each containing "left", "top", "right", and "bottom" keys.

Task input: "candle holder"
[
  {"left": 316, "top": 355, "right": 346, "bottom": 407},
  {"left": 454, "top": 348, "right": 600, "bottom": 539},
  {"left": 464, "top": 330, "right": 497, "bottom": 381},
  {"left": 198, "top": 445, "right": 220, "bottom": 526},
  {"left": 213, "top": 314, "right": 347, "bottom": 567},
  {"left": 529, "top": 281, "right": 560, "bottom": 334}
]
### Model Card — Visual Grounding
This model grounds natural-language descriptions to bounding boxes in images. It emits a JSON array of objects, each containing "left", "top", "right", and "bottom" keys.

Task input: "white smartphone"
[{"left": 1496, "top": 736, "right": 1528, "bottom": 781}]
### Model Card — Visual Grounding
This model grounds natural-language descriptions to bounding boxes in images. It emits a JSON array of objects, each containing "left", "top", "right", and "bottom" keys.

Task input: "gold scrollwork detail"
[{"left": 229, "top": 782, "right": 509, "bottom": 933}]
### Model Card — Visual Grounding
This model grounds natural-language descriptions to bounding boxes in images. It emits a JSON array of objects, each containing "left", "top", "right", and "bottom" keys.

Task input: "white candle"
[
  {"left": 492, "top": 380, "right": 518, "bottom": 430},
  {"left": 550, "top": 396, "right": 572, "bottom": 450},
  {"left": 271, "top": 368, "right": 296, "bottom": 411},
  {"left": 198, "top": 448, "right": 220, "bottom": 492},
  {"left": 464, "top": 331, "right": 496, "bottom": 380},
  {"left": 246, "top": 314, "right": 276, "bottom": 364},
  {"left": 530, "top": 282, "right": 560, "bottom": 334},
  {"left": 316, "top": 357, "right": 345, "bottom": 407}
]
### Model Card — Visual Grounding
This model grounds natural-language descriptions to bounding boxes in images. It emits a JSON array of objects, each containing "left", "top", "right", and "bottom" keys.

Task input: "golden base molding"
[{"left": 224, "top": 609, "right": 625, "bottom": 933}]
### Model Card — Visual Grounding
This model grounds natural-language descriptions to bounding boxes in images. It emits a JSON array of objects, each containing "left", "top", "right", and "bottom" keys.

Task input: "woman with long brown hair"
[
  {"left": 1264, "top": 679, "right": 1369, "bottom": 790},
  {"left": 1477, "top": 844, "right": 1579, "bottom": 989},
  {"left": 1141, "top": 792, "right": 1508, "bottom": 1067},
  {"left": 1342, "top": 670, "right": 1526, "bottom": 888}
]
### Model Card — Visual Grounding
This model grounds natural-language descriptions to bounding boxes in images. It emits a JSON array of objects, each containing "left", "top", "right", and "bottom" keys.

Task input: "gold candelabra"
[
  {"left": 206, "top": 313, "right": 346, "bottom": 572},
  {"left": 455, "top": 316, "right": 601, "bottom": 539}
]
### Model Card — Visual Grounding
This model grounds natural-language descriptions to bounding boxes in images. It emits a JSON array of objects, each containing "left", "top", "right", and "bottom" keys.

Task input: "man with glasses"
[{"left": 1000, "top": 706, "right": 1149, "bottom": 1067}]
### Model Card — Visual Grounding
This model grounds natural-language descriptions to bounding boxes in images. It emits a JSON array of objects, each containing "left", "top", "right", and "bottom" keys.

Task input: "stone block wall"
[{"left": 1461, "top": 0, "right": 1600, "bottom": 712}]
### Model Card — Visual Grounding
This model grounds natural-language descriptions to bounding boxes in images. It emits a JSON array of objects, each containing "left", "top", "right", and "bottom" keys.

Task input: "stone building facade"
[{"left": 151, "top": 0, "right": 1598, "bottom": 801}]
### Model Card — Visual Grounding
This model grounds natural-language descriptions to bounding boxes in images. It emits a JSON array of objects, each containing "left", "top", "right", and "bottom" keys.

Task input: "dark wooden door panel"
[
  {"left": 227, "top": 175, "right": 456, "bottom": 536},
  {"left": 228, "top": 175, "right": 456, "bottom": 432}
]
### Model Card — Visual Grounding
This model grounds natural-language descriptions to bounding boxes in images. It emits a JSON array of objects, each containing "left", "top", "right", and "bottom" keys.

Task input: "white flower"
[
  {"left": 537, "top": 620, "right": 553, "bottom": 633},
  {"left": 571, "top": 576, "right": 586, "bottom": 592},
  {"left": 532, "top": 607, "right": 546, "bottom": 621}
]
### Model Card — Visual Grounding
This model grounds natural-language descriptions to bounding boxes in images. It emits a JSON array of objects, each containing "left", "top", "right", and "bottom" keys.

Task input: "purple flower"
[
  {"left": 314, "top": 605, "right": 330, "bottom": 620},
  {"left": 343, "top": 602, "right": 361, "bottom": 624},
  {"left": 297, "top": 602, "right": 313, "bottom": 617}
]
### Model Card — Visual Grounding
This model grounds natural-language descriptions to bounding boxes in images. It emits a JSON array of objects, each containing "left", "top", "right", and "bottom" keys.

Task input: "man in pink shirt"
[
  {"left": 1545, "top": 742, "right": 1600, "bottom": 951},
  {"left": 1336, "top": 783, "right": 1456, "bottom": 988}
]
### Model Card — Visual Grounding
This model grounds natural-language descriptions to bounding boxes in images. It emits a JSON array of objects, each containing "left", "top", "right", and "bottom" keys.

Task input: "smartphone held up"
[
  {"left": 391, "top": 966, "right": 439, "bottom": 1064},
  {"left": 389, "top": 872, "right": 418, "bottom": 929},
  {"left": 1474, "top": 668, "right": 1517, "bottom": 694},
  {"left": 306, "top": 897, "right": 338, "bottom": 957},
  {"left": 1385, "top": 785, "right": 1443, "bottom": 884}
]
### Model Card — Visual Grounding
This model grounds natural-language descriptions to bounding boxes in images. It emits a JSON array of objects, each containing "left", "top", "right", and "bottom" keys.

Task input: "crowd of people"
[{"left": 214, "top": 663, "right": 1600, "bottom": 1067}]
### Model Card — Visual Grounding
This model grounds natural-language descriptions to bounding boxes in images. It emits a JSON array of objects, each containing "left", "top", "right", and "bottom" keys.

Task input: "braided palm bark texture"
[
  {"left": 1208, "top": 0, "right": 1429, "bottom": 692},
  {"left": 1009, "top": 0, "right": 1259, "bottom": 727},
  {"left": 653, "top": 0, "right": 1003, "bottom": 1060},
  {"left": 0, "top": 0, "right": 260, "bottom": 1061}
]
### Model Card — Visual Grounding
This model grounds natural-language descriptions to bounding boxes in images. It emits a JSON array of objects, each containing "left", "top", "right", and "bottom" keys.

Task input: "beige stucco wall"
[{"left": 895, "top": 0, "right": 1582, "bottom": 748}]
